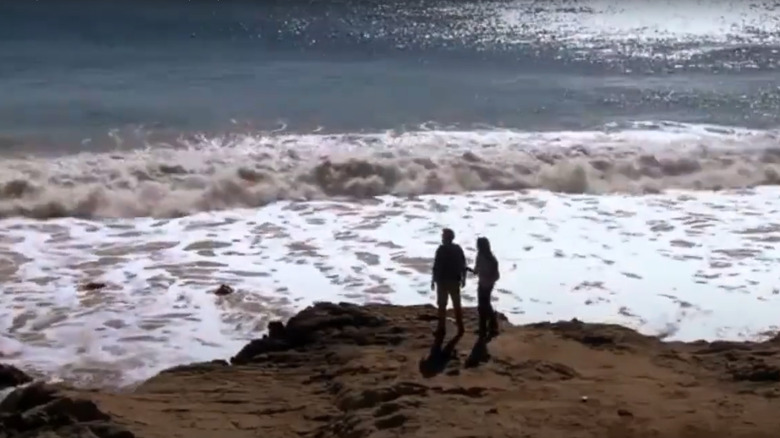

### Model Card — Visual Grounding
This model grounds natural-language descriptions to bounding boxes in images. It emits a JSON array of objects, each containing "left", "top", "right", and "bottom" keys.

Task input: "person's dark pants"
[{"left": 477, "top": 282, "right": 499, "bottom": 339}]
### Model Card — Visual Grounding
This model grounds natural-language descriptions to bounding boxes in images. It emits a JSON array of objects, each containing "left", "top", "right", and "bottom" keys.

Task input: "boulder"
[
  {"left": 231, "top": 302, "right": 387, "bottom": 365},
  {"left": 0, "top": 382, "right": 134, "bottom": 438}
]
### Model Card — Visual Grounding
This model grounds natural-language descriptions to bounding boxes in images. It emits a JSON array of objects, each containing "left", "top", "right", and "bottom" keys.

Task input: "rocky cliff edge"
[{"left": 3, "top": 302, "right": 780, "bottom": 438}]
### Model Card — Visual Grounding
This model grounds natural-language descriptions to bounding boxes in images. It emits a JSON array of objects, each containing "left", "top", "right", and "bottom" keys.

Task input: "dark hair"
[
  {"left": 476, "top": 236, "right": 497, "bottom": 266},
  {"left": 442, "top": 228, "right": 455, "bottom": 242}
]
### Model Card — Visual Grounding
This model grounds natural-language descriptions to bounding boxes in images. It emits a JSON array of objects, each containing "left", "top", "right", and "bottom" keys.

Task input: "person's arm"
[
  {"left": 431, "top": 245, "right": 443, "bottom": 285},
  {"left": 458, "top": 245, "right": 467, "bottom": 284},
  {"left": 472, "top": 254, "right": 481, "bottom": 275},
  {"left": 494, "top": 259, "right": 501, "bottom": 281}
]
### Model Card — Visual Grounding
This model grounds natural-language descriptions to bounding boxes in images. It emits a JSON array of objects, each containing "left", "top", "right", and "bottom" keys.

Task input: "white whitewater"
[{"left": 2, "top": 174, "right": 780, "bottom": 386}]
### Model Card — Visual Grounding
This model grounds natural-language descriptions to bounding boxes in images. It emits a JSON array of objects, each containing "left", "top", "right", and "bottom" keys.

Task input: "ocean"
[{"left": 1, "top": 0, "right": 780, "bottom": 387}]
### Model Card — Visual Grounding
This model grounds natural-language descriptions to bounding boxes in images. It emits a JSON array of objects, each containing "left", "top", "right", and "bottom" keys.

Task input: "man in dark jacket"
[{"left": 431, "top": 228, "right": 467, "bottom": 336}]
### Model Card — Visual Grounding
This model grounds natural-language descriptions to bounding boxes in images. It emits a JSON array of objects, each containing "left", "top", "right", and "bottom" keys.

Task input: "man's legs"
[
  {"left": 449, "top": 283, "right": 465, "bottom": 335},
  {"left": 435, "top": 282, "right": 449, "bottom": 335}
]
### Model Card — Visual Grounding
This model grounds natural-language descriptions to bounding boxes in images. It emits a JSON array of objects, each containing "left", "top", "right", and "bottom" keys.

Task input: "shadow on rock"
[
  {"left": 418, "top": 333, "right": 463, "bottom": 378},
  {"left": 464, "top": 337, "right": 492, "bottom": 369}
]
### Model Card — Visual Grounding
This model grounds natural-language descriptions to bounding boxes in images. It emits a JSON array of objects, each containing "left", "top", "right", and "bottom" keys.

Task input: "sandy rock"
[{"left": 18, "top": 302, "right": 780, "bottom": 438}]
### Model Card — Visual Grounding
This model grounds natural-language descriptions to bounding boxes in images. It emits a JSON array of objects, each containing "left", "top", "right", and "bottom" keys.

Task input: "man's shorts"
[{"left": 436, "top": 281, "right": 461, "bottom": 307}]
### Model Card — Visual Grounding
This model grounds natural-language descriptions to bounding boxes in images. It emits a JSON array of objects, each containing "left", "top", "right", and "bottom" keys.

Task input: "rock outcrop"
[
  {"left": 8, "top": 302, "right": 780, "bottom": 437},
  {"left": 0, "top": 364, "right": 32, "bottom": 390},
  {"left": 0, "top": 366, "right": 133, "bottom": 438}
]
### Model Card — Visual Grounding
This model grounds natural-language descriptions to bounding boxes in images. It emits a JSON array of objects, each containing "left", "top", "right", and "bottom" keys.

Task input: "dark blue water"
[{"left": 1, "top": 0, "right": 779, "bottom": 153}]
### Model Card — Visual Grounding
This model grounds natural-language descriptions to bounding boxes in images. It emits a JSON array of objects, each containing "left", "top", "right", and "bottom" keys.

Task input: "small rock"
[
  {"left": 617, "top": 408, "right": 633, "bottom": 418},
  {"left": 486, "top": 407, "right": 498, "bottom": 414},
  {"left": 82, "top": 282, "right": 106, "bottom": 291},
  {"left": 214, "top": 284, "right": 234, "bottom": 296},
  {"left": 581, "top": 395, "right": 588, "bottom": 402}
]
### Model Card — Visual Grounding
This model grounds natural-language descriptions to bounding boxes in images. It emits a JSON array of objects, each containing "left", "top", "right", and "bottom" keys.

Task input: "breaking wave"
[{"left": 1, "top": 123, "right": 779, "bottom": 219}]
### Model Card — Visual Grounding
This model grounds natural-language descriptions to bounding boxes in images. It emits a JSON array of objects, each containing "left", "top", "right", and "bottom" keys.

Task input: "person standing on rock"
[
  {"left": 431, "top": 227, "right": 467, "bottom": 337},
  {"left": 470, "top": 236, "right": 500, "bottom": 339}
]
